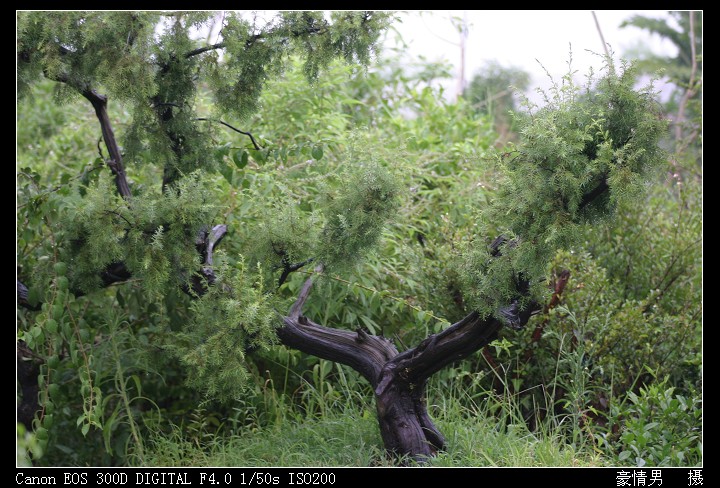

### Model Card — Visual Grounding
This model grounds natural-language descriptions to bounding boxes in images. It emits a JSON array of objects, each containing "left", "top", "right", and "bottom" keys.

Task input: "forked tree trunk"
[{"left": 278, "top": 270, "right": 540, "bottom": 461}]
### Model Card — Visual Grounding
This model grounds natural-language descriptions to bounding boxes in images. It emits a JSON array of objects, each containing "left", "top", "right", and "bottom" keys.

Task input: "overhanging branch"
[{"left": 197, "top": 118, "right": 261, "bottom": 150}]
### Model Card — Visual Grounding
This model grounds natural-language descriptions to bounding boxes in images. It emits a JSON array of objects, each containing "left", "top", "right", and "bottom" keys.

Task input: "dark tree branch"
[
  {"left": 33, "top": 65, "right": 131, "bottom": 199},
  {"left": 184, "top": 224, "right": 228, "bottom": 296},
  {"left": 100, "top": 262, "right": 133, "bottom": 287},
  {"left": 78, "top": 88, "right": 132, "bottom": 199},
  {"left": 196, "top": 118, "right": 261, "bottom": 150},
  {"left": 278, "top": 313, "right": 398, "bottom": 387},
  {"left": 17, "top": 280, "right": 41, "bottom": 311},
  {"left": 184, "top": 42, "right": 226, "bottom": 59},
  {"left": 151, "top": 95, "right": 189, "bottom": 191},
  {"left": 104, "top": 209, "right": 133, "bottom": 228},
  {"left": 579, "top": 177, "right": 609, "bottom": 211},
  {"left": 279, "top": 267, "right": 398, "bottom": 386},
  {"left": 97, "top": 137, "right": 105, "bottom": 160},
  {"left": 183, "top": 22, "right": 326, "bottom": 60},
  {"left": 204, "top": 224, "right": 228, "bottom": 266},
  {"left": 383, "top": 311, "right": 494, "bottom": 384},
  {"left": 278, "top": 258, "right": 314, "bottom": 287}
]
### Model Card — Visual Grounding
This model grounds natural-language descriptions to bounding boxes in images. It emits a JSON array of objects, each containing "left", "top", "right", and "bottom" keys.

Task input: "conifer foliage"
[{"left": 17, "top": 11, "right": 666, "bottom": 462}]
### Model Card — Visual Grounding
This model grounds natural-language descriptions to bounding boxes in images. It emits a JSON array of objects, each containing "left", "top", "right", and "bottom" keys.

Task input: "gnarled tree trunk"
[{"left": 278, "top": 267, "right": 540, "bottom": 461}]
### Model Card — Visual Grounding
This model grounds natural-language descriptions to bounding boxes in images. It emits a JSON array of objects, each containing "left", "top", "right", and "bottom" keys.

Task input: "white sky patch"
[{"left": 388, "top": 10, "right": 679, "bottom": 103}]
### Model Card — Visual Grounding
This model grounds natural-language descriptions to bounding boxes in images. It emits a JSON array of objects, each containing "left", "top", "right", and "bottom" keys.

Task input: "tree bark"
[
  {"left": 17, "top": 341, "right": 41, "bottom": 429},
  {"left": 80, "top": 88, "right": 132, "bottom": 199},
  {"left": 279, "top": 268, "right": 541, "bottom": 461}
]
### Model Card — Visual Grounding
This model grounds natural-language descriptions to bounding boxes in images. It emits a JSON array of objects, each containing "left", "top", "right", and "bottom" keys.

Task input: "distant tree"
[
  {"left": 621, "top": 11, "right": 701, "bottom": 149},
  {"left": 463, "top": 61, "right": 530, "bottom": 143}
]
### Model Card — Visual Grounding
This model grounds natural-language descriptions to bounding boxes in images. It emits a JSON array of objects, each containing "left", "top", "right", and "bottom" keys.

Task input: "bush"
[{"left": 613, "top": 380, "right": 702, "bottom": 466}]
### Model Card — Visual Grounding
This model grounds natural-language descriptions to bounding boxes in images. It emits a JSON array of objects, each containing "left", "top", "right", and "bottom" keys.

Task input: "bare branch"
[
  {"left": 592, "top": 11, "right": 611, "bottom": 58},
  {"left": 37, "top": 58, "right": 132, "bottom": 199},
  {"left": 278, "top": 258, "right": 315, "bottom": 287},
  {"left": 196, "top": 118, "right": 262, "bottom": 150},
  {"left": 80, "top": 88, "right": 132, "bottom": 199},
  {"left": 184, "top": 224, "right": 229, "bottom": 296},
  {"left": 288, "top": 265, "right": 324, "bottom": 319},
  {"left": 279, "top": 265, "right": 397, "bottom": 386}
]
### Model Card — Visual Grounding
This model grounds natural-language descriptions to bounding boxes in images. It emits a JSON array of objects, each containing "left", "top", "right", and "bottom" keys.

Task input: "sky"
[{"left": 386, "top": 10, "right": 678, "bottom": 102}]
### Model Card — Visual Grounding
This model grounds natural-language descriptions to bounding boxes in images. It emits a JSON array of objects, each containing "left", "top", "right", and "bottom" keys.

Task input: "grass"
[{"left": 141, "top": 390, "right": 605, "bottom": 467}]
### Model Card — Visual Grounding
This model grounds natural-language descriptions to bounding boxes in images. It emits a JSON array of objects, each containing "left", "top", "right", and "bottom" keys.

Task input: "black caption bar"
[{"left": 15, "top": 467, "right": 703, "bottom": 486}]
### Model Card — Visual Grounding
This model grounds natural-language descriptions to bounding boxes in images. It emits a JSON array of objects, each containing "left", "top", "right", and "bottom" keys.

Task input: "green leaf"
[
  {"left": 219, "top": 163, "right": 234, "bottom": 184},
  {"left": 311, "top": 145, "right": 324, "bottom": 160},
  {"left": 35, "top": 427, "right": 48, "bottom": 441},
  {"left": 47, "top": 354, "right": 60, "bottom": 368},
  {"left": 45, "top": 319, "right": 58, "bottom": 334},
  {"left": 53, "top": 262, "right": 68, "bottom": 275},
  {"left": 52, "top": 303, "right": 64, "bottom": 320},
  {"left": 56, "top": 276, "right": 69, "bottom": 291},
  {"left": 233, "top": 150, "right": 248, "bottom": 169},
  {"left": 250, "top": 149, "right": 268, "bottom": 165},
  {"left": 28, "top": 287, "right": 41, "bottom": 307}
]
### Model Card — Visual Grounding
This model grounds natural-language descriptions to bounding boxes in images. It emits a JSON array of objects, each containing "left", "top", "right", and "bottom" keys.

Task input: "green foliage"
[
  {"left": 583, "top": 182, "right": 702, "bottom": 389},
  {"left": 621, "top": 11, "right": 702, "bottom": 161},
  {"left": 17, "top": 11, "right": 699, "bottom": 468},
  {"left": 58, "top": 171, "right": 219, "bottom": 295},
  {"left": 613, "top": 379, "right": 702, "bottom": 467},
  {"left": 16, "top": 11, "right": 395, "bottom": 465},
  {"left": 318, "top": 164, "right": 400, "bottom": 270},
  {"left": 210, "top": 11, "right": 391, "bottom": 121},
  {"left": 17, "top": 423, "right": 43, "bottom": 467},
  {"left": 141, "top": 386, "right": 601, "bottom": 467},
  {"left": 460, "top": 57, "right": 667, "bottom": 319},
  {"left": 17, "top": 12, "right": 160, "bottom": 100},
  {"left": 476, "top": 174, "right": 701, "bottom": 466},
  {"left": 170, "top": 258, "right": 277, "bottom": 401}
]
